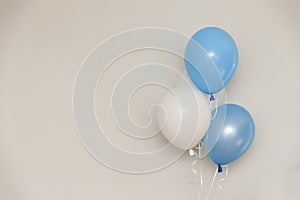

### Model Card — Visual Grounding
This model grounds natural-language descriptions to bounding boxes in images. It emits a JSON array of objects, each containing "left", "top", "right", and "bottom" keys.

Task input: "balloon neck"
[
  {"left": 210, "top": 94, "right": 215, "bottom": 101},
  {"left": 217, "top": 164, "right": 223, "bottom": 173}
]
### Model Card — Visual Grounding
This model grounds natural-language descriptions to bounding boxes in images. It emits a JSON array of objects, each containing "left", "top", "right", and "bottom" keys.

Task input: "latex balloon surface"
[
  {"left": 204, "top": 104, "right": 255, "bottom": 165},
  {"left": 184, "top": 27, "right": 238, "bottom": 94},
  {"left": 157, "top": 87, "right": 211, "bottom": 150}
]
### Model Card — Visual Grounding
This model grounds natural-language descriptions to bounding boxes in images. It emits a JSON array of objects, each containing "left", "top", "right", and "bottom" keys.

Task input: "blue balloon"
[
  {"left": 204, "top": 104, "right": 255, "bottom": 168},
  {"left": 184, "top": 27, "right": 238, "bottom": 94}
]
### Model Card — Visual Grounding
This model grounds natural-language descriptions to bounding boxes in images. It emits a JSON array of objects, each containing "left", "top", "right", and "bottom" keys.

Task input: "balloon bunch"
[{"left": 157, "top": 27, "right": 255, "bottom": 172}]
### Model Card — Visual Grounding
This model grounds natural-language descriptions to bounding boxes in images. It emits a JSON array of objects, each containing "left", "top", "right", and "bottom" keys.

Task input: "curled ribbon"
[
  {"left": 189, "top": 141, "right": 229, "bottom": 200},
  {"left": 190, "top": 142, "right": 204, "bottom": 200},
  {"left": 205, "top": 165, "right": 229, "bottom": 200}
]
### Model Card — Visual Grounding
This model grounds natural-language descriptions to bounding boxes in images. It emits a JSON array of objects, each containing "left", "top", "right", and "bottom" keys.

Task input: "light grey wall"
[{"left": 1, "top": 0, "right": 300, "bottom": 199}]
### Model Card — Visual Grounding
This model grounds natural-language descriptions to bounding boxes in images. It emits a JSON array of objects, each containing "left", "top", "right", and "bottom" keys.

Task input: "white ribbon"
[{"left": 190, "top": 143, "right": 229, "bottom": 200}]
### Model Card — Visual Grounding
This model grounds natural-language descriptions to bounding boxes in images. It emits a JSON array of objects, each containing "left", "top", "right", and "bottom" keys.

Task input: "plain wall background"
[{"left": 1, "top": 0, "right": 300, "bottom": 199}]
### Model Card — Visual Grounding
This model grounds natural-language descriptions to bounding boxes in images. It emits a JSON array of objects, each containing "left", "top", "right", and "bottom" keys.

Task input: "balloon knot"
[
  {"left": 217, "top": 164, "right": 223, "bottom": 173},
  {"left": 210, "top": 94, "right": 215, "bottom": 101}
]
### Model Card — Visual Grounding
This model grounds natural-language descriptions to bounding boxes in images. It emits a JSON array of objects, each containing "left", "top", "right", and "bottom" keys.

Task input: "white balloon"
[{"left": 157, "top": 87, "right": 211, "bottom": 150}]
